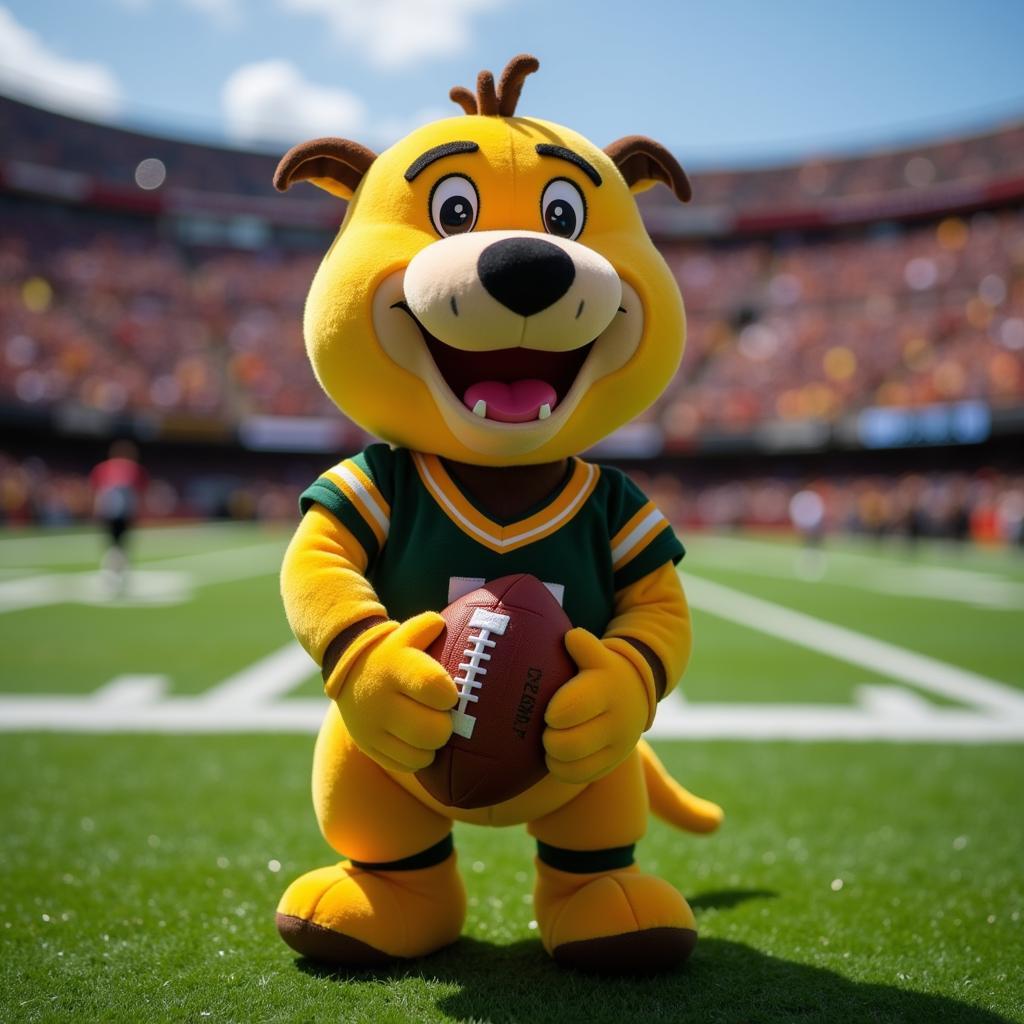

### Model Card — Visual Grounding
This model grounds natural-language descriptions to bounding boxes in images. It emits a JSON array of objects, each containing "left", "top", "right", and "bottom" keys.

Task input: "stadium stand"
[{"left": 1, "top": 95, "right": 1022, "bottom": 540}]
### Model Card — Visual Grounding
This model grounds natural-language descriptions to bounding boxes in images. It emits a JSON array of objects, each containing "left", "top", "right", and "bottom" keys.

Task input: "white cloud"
[
  {"left": 279, "top": 0, "right": 500, "bottom": 69},
  {"left": 0, "top": 5, "right": 122, "bottom": 119},
  {"left": 221, "top": 60, "right": 366, "bottom": 145}
]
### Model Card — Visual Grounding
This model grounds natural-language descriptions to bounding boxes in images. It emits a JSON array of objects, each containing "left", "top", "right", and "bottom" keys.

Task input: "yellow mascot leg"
[
  {"left": 276, "top": 704, "right": 465, "bottom": 964},
  {"left": 528, "top": 748, "right": 697, "bottom": 973}
]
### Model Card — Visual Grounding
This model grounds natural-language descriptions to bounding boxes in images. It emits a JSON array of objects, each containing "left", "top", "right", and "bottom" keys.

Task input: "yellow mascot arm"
[
  {"left": 281, "top": 503, "right": 458, "bottom": 772},
  {"left": 543, "top": 562, "right": 689, "bottom": 785},
  {"left": 604, "top": 560, "right": 692, "bottom": 721},
  {"left": 280, "top": 503, "right": 388, "bottom": 683}
]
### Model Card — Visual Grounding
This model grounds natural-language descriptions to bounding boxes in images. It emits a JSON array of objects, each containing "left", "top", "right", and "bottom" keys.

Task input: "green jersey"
[{"left": 300, "top": 446, "right": 684, "bottom": 636}]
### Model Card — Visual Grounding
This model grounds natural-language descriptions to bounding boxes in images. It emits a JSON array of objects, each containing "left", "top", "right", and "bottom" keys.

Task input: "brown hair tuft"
[{"left": 451, "top": 54, "right": 540, "bottom": 117}]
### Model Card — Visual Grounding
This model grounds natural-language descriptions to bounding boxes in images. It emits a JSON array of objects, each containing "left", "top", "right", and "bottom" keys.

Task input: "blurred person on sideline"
[
  {"left": 790, "top": 487, "right": 827, "bottom": 579},
  {"left": 90, "top": 440, "right": 147, "bottom": 594}
]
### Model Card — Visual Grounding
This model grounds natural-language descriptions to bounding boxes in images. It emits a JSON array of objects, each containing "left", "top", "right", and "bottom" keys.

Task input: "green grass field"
[{"left": 1, "top": 525, "right": 1022, "bottom": 1022}]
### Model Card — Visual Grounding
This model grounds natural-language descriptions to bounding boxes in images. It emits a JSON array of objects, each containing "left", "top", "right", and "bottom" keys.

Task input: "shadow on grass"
[
  {"left": 687, "top": 887, "right": 777, "bottom": 911},
  {"left": 295, "top": 890, "right": 1010, "bottom": 1024}
]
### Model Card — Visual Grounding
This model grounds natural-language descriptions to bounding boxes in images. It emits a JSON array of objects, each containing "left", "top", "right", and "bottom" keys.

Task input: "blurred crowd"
[
  {"left": 653, "top": 207, "right": 1024, "bottom": 438},
  {"left": 2, "top": 202, "right": 1022, "bottom": 430},
  {"left": 3, "top": 96, "right": 1023, "bottom": 546},
  {"left": 672, "top": 119, "right": 1024, "bottom": 208},
  {"left": 3, "top": 449, "right": 1021, "bottom": 547},
  {"left": 0, "top": 205, "right": 329, "bottom": 418},
  {"left": 632, "top": 468, "right": 1024, "bottom": 545},
  {"left": 4, "top": 94, "right": 1024, "bottom": 208}
]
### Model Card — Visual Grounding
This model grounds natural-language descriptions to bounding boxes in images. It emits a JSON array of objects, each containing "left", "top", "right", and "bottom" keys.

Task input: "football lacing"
[
  {"left": 455, "top": 634, "right": 495, "bottom": 706},
  {"left": 451, "top": 607, "right": 510, "bottom": 740}
]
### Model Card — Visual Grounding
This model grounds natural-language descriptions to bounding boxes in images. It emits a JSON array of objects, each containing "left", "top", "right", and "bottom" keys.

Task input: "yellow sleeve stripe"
[
  {"left": 344, "top": 460, "right": 392, "bottom": 518},
  {"left": 611, "top": 503, "right": 668, "bottom": 571},
  {"left": 323, "top": 459, "right": 390, "bottom": 547}
]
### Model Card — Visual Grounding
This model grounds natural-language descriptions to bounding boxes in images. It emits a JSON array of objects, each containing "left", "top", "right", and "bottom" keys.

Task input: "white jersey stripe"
[
  {"left": 336, "top": 465, "right": 390, "bottom": 537},
  {"left": 611, "top": 508, "right": 666, "bottom": 565}
]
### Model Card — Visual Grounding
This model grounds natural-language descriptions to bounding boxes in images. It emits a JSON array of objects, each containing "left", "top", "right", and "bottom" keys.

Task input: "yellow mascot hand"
[
  {"left": 337, "top": 612, "right": 459, "bottom": 774},
  {"left": 543, "top": 627, "right": 650, "bottom": 786}
]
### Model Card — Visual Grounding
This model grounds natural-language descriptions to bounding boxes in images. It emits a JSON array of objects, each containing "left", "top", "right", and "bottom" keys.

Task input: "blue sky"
[{"left": 2, "top": 0, "right": 1023, "bottom": 166}]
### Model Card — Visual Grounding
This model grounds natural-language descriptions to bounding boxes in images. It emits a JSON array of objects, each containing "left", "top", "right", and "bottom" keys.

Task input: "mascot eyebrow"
[
  {"left": 535, "top": 144, "right": 602, "bottom": 187},
  {"left": 405, "top": 141, "right": 481, "bottom": 182}
]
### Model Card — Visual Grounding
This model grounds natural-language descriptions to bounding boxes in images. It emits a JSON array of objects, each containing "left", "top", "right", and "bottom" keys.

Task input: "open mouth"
[{"left": 393, "top": 301, "right": 595, "bottom": 423}]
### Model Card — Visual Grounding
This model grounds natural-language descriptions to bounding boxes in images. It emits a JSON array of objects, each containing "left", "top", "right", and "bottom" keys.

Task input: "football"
[{"left": 415, "top": 574, "right": 575, "bottom": 809}]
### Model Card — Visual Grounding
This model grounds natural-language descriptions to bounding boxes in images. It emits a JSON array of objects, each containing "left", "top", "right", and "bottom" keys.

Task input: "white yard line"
[
  {"left": 0, "top": 542, "right": 284, "bottom": 614},
  {"left": 648, "top": 687, "right": 1024, "bottom": 742},
  {"left": 0, "top": 694, "right": 327, "bottom": 733},
  {"left": 0, "top": 524, "right": 264, "bottom": 565},
  {"left": 138, "top": 540, "right": 285, "bottom": 578},
  {"left": 2, "top": 683, "right": 1023, "bottom": 739},
  {"left": 92, "top": 674, "right": 168, "bottom": 704},
  {"left": 1, "top": 553, "right": 1021, "bottom": 740},
  {"left": 683, "top": 573, "right": 1024, "bottom": 714},
  {"left": 690, "top": 537, "right": 1024, "bottom": 609},
  {"left": 199, "top": 643, "right": 315, "bottom": 706},
  {"left": 0, "top": 570, "right": 194, "bottom": 612}
]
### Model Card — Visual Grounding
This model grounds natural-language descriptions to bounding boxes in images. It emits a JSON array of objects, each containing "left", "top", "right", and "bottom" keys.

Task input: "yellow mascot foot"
[
  {"left": 276, "top": 841, "right": 466, "bottom": 965},
  {"left": 534, "top": 853, "right": 697, "bottom": 974}
]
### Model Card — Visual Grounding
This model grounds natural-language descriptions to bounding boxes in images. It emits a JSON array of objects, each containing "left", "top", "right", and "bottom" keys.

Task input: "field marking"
[
  {"left": 200, "top": 643, "right": 315, "bottom": 706},
  {"left": 2, "top": 679, "right": 1023, "bottom": 740},
  {"left": 693, "top": 532, "right": 1023, "bottom": 579},
  {"left": 93, "top": 674, "right": 169, "bottom": 704},
  {"left": 690, "top": 537, "right": 1024, "bottom": 609},
  {"left": 0, "top": 542, "right": 283, "bottom": 614},
  {"left": 0, "top": 542, "right": 1021, "bottom": 740},
  {"left": 0, "top": 570, "right": 194, "bottom": 612},
  {"left": 0, "top": 524, "right": 270, "bottom": 565},
  {"left": 139, "top": 541, "right": 285, "bottom": 582},
  {"left": 684, "top": 573, "right": 1024, "bottom": 715},
  {"left": 649, "top": 686, "right": 1024, "bottom": 742}
]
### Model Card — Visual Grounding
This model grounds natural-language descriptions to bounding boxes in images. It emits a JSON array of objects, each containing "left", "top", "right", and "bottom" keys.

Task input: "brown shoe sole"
[{"left": 276, "top": 913, "right": 398, "bottom": 966}]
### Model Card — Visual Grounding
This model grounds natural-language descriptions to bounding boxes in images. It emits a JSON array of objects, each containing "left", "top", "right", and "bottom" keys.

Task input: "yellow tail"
[{"left": 638, "top": 739, "right": 724, "bottom": 834}]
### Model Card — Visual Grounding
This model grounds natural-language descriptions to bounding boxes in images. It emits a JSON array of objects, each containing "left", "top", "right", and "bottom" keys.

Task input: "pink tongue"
[{"left": 463, "top": 380, "right": 557, "bottom": 423}]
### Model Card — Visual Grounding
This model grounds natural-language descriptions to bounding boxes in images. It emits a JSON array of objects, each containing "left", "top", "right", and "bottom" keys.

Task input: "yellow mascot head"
[{"left": 275, "top": 54, "right": 690, "bottom": 467}]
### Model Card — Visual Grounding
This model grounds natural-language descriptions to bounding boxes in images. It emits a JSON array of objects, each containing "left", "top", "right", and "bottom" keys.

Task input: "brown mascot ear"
[
  {"left": 274, "top": 137, "right": 378, "bottom": 200},
  {"left": 604, "top": 135, "right": 691, "bottom": 202}
]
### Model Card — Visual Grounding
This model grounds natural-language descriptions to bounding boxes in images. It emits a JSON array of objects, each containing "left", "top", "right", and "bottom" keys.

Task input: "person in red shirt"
[{"left": 90, "top": 440, "right": 148, "bottom": 592}]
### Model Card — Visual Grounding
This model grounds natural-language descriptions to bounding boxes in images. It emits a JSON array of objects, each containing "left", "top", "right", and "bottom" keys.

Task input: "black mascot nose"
[{"left": 477, "top": 237, "right": 576, "bottom": 317}]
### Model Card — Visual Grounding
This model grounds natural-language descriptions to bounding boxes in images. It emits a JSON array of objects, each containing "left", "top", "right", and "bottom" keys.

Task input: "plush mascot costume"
[{"left": 273, "top": 55, "right": 722, "bottom": 973}]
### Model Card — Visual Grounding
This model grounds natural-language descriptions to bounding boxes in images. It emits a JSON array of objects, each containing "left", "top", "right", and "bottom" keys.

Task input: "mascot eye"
[
  {"left": 540, "top": 178, "right": 585, "bottom": 240},
  {"left": 429, "top": 175, "right": 479, "bottom": 236}
]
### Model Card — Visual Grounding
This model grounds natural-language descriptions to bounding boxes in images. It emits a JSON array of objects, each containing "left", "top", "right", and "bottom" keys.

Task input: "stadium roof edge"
[
  {"left": 3, "top": 92, "right": 1024, "bottom": 240},
  {"left": 3, "top": 90, "right": 1024, "bottom": 186}
]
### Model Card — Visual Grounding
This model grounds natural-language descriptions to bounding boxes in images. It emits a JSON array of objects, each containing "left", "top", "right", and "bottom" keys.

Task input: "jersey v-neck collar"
[{"left": 411, "top": 452, "right": 600, "bottom": 554}]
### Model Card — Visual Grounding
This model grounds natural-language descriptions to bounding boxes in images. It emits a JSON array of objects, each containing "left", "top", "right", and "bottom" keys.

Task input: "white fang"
[{"left": 472, "top": 400, "right": 487, "bottom": 417}]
